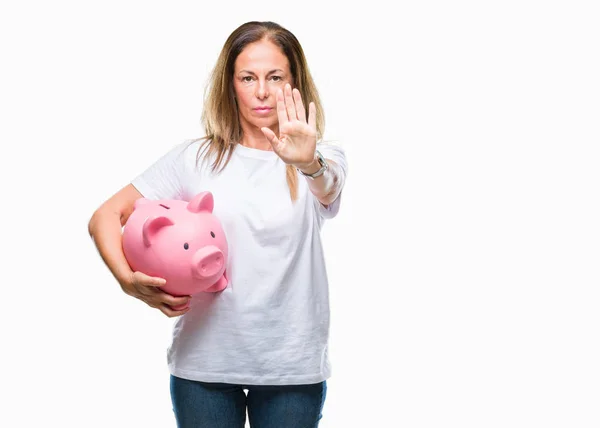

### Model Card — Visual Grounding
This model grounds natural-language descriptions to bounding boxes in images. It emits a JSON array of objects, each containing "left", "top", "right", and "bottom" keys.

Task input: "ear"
[
  {"left": 142, "top": 215, "right": 174, "bottom": 247},
  {"left": 187, "top": 192, "right": 214, "bottom": 213}
]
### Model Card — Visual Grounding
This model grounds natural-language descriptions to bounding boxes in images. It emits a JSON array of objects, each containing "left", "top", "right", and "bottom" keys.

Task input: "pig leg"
[{"left": 204, "top": 270, "right": 228, "bottom": 292}]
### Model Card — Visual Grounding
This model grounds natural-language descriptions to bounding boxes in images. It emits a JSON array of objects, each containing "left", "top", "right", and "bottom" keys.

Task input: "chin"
[
  {"left": 241, "top": 113, "right": 276, "bottom": 130},
  {"left": 251, "top": 119, "right": 277, "bottom": 129}
]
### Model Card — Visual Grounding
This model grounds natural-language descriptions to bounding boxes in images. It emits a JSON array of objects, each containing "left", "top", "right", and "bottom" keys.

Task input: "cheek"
[
  {"left": 269, "top": 82, "right": 285, "bottom": 93},
  {"left": 270, "top": 79, "right": 290, "bottom": 90},
  {"left": 234, "top": 86, "right": 253, "bottom": 109}
]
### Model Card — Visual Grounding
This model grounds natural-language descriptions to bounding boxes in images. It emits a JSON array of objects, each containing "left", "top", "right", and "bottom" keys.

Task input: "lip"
[{"left": 253, "top": 107, "right": 273, "bottom": 111}]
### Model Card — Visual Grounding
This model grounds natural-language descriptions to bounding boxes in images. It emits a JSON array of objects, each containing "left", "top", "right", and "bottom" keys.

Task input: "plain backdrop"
[{"left": 1, "top": 1, "right": 599, "bottom": 427}]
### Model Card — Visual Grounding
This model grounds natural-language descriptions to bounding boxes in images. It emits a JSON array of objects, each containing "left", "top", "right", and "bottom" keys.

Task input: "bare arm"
[
  {"left": 260, "top": 84, "right": 345, "bottom": 207},
  {"left": 298, "top": 158, "right": 344, "bottom": 207},
  {"left": 88, "top": 184, "right": 141, "bottom": 286},
  {"left": 88, "top": 183, "right": 191, "bottom": 316}
]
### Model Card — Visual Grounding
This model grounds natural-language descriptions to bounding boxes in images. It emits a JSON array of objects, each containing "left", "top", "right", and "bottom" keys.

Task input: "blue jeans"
[{"left": 170, "top": 375, "right": 327, "bottom": 428}]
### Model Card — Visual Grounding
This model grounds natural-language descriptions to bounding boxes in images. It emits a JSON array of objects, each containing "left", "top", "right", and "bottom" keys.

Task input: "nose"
[
  {"left": 192, "top": 246, "right": 225, "bottom": 280},
  {"left": 256, "top": 79, "right": 269, "bottom": 100}
]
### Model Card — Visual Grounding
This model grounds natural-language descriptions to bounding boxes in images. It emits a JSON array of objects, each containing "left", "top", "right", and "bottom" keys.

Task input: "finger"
[
  {"left": 137, "top": 284, "right": 159, "bottom": 299},
  {"left": 284, "top": 83, "right": 297, "bottom": 121},
  {"left": 134, "top": 281, "right": 163, "bottom": 299},
  {"left": 293, "top": 88, "right": 306, "bottom": 123},
  {"left": 308, "top": 102, "right": 317, "bottom": 131},
  {"left": 159, "top": 304, "right": 190, "bottom": 318},
  {"left": 161, "top": 292, "right": 192, "bottom": 308},
  {"left": 261, "top": 127, "right": 282, "bottom": 152},
  {"left": 133, "top": 271, "right": 166, "bottom": 287},
  {"left": 276, "top": 88, "right": 289, "bottom": 125},
  {"left": 261, "top": 126, "right": 278, "bottom": 142},
  {"left": 169, "top": 302, "right": 190, "bottom": 311}
]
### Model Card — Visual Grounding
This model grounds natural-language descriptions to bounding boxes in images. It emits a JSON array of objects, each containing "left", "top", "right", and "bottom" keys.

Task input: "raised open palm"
[{"left": 261, "top": 83, "right": 317, "bottom": 169}]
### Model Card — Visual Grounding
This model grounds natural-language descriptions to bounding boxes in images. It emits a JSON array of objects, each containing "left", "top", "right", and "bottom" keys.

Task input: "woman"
[{"left": 88, "top": 21, "right": 347, "bottom": 427}]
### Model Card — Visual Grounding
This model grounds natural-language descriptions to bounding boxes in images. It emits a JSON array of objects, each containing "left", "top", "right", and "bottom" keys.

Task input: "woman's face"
[{"left": 233, "top": 38, "right": 293, "bottom": 134}]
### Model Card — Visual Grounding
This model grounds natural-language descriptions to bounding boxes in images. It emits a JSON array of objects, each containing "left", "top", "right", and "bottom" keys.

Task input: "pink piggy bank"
[{"left": 122, "top": 191, "right": 228, "bottom": 310}]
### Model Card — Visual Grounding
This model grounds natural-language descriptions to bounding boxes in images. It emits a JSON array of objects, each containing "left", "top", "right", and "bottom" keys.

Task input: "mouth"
[{"left": 253, "top": 107, "right": 273, "bottom": 113}]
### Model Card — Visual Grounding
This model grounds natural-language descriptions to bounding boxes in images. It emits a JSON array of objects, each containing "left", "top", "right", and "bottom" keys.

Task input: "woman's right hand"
[{"left": 121, "top": 271, "right": 192, "bottom": 317}]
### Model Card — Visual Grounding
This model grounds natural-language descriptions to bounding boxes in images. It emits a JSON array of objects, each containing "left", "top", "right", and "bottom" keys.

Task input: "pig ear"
[
  {"left": 187, "top": 191, "right": 214, "bottom": 213},
  {"left": 142, "top": 215, "right": 174, "bottom": 247}
]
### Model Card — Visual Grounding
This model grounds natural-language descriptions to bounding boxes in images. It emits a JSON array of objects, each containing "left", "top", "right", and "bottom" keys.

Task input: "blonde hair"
[{"left": 192, "top": 21, "right": 325, "bottom": 201}]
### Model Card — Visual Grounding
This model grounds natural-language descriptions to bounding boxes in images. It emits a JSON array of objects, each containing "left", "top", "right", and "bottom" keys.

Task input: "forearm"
[
  {"left": 88, "top": 209, "right": 133, "bottom": 287},
  {"left": 298, "top": 158, "right": 343, "bottom": 206}
]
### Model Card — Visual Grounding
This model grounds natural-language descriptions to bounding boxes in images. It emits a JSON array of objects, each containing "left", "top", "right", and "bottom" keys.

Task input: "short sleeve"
[
  {"left": 130, "top": 141, "right": 191, "bottom": 200},
  {"left": 313, "top": 141, "right": 348, "bottom": 219}
]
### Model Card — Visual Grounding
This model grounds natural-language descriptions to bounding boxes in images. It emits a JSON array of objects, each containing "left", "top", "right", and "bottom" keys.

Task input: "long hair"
[{"left": 193, "top": 21, "right": 325, "bottom": 202}]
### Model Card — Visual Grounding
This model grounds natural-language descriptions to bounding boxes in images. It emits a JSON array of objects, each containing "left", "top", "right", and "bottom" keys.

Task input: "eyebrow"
[{"left": 238, "top": 69, "right": 284, "bottom": 75}]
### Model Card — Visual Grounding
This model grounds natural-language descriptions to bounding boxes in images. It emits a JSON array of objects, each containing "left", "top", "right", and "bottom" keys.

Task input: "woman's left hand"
[{"left": 261, "top": 83, "right": 317, "bottom": 170}]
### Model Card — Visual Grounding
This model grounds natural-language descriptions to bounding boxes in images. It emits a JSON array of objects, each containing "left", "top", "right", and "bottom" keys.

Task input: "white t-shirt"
[{"left": 130, "top": 139, "right": 347, "bottom": 385}]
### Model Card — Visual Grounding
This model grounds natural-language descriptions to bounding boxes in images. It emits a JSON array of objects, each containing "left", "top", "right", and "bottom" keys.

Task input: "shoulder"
[
  {"left": 165, "top": 138, "right": 211, "bottom": 169},
  {"left": 177, "top": 138, "right": 204, "bottom": 157}
]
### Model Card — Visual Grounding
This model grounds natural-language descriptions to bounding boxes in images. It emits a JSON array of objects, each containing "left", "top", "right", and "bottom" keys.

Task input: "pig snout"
[{"left": 192, "top": 246, "right": 224, "bottom": 279}]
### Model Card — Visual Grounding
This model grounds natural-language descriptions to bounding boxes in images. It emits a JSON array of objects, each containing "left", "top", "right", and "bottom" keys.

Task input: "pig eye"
[
  {"left": 210, "top": 232, "right": 215, "bottom": 238},
  {"left": 183, "top": 243, "right": 189, "bottom": 250}
]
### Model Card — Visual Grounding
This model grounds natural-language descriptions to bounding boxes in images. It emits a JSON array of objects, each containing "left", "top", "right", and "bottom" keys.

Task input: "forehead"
[{"left": 234, "top": 39, "right": 289, "bottom": 72}]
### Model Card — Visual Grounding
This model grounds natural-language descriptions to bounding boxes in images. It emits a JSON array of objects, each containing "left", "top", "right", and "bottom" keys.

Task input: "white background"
[{"left": 1, "top": 1, "right": 599, "bottom": 427}]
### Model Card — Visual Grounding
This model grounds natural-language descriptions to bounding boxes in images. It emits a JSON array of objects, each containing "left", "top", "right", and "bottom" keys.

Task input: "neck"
[{"left": 239, "top": 122, "right": 277, "bottom": 151}]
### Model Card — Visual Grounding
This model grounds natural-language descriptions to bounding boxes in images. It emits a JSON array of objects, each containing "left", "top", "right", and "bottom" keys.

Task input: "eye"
[
  {"left": 242, "top": 76, "right": 253, "bottom": 82},
  {"left": 183, "top": 243, "right": 189, "bottom": 250},
  {"left": 271, "top": 76, "right": 282, "bottom": 82},
  {"left": 210, "top": 232, "right": 215, "bottom": 238}
]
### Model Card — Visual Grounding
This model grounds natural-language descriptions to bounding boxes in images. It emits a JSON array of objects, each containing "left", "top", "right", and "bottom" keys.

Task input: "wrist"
[
  {"left": 116, "top": 266, "right": 135, "bottom": 291},
  {"left": 296, "top": 157, "right": 320, "bottom": 175},
  {"left": 296, "top": 150, "right": 329, "bottom": 179}
]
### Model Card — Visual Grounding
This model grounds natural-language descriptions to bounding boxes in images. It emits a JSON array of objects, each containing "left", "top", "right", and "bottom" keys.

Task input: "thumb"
[
  {"left": 261, "top": 127, "right": 279, "bottom": 148},
  {"left": 136, "top": 271, "right": 166, "bottom": 287}
]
